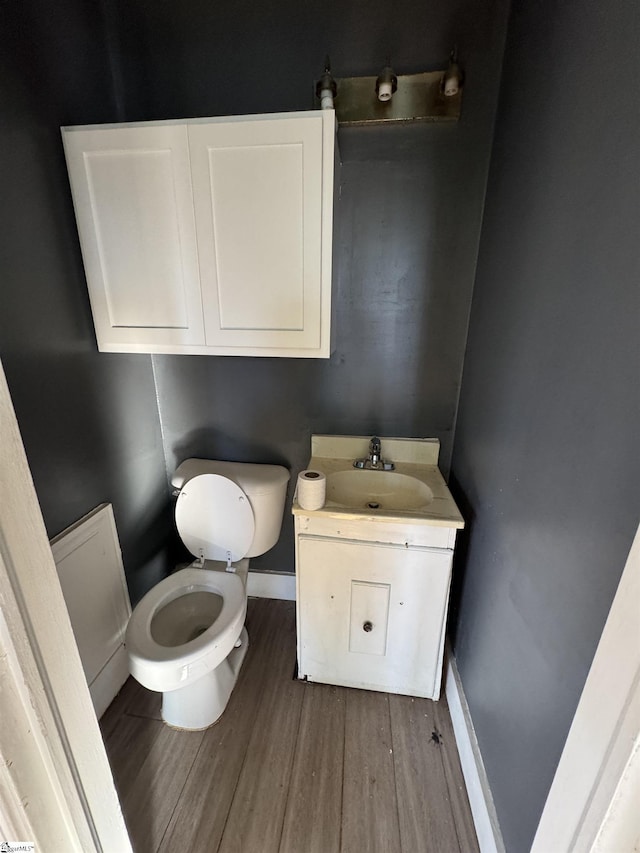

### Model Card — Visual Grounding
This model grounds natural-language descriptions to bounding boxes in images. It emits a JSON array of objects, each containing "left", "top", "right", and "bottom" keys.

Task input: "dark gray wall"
[
  {"left": 449, "top": 0, "right": 640, "bottom": 848},
  {"left": 0, "top": 0, "right": 173, "bottom": 603},
  {"left": 108, "top": 0, "right": 510, "bottom": 572}
]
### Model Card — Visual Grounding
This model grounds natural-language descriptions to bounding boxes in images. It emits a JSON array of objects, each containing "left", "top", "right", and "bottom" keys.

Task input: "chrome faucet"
[{"left": 354, "top": 436, "right": 395, "bottom": 471}]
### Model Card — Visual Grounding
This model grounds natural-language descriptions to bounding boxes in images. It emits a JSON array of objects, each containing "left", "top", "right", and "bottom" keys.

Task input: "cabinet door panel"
[
  {"left": 189, "top": 115, "right": 324, "bottom": 350},
  {"left": 63, "top": 124, "right": 204, "bottom": 350},
  {"left": 298, "top": 536, "right": 452, "bottom": 699},
  {"left": 209, "top": 143, "right": 305, "bottom": 331},
  {"left": 349, "top": 581, "right": 390, "bottom": 656}
]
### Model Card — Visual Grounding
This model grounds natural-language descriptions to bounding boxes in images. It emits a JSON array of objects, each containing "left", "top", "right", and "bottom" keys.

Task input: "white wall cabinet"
[
  {"left": 295, "top": 521, "right": 456, "bottom": 700},
  {"left": 62, "top": 111, "right": 336, "bottom": 358}
]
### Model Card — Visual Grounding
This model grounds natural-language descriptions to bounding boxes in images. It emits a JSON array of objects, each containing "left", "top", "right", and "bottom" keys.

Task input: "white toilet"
[{"left": 125, "top": 458, "right": 289, "bottom": 730}]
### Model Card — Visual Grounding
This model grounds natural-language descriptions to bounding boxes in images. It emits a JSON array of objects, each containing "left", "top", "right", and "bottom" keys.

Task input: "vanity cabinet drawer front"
[
  {"left": 295, "top": 513, "right": 456, "bottom": 550},
  {"left": 297, "top": 536, "right": 452, "bottom": 699}
]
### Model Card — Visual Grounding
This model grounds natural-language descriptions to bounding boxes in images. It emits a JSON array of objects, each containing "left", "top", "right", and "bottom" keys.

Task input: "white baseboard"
[
  {"left": 445, "top": 644, "right": 505, "bottom": 853},
  {"left": 247, "top": 570, "right": 296, "bottom": 601}
]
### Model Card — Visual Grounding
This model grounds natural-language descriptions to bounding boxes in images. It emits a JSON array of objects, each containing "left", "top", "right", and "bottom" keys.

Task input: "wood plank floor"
[{"left": 101, "top": 598, "right": 478, "bottom": 853}]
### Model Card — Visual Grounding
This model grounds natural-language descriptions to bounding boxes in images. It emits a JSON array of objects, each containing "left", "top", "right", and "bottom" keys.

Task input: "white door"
[
  {"left": 62, "top": 123, "right": 204, "bottom": 351},
  {"left": 188, "top": 114, "right": 325, "bottom": 353}
]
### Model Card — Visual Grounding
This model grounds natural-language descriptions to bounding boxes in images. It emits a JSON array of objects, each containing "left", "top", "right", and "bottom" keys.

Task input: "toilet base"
[{"left": 161, "top": 626, "right": 249, "bottom": 730}]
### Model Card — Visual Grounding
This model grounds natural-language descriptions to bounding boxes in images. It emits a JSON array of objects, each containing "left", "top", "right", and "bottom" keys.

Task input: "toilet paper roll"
[{"left": 297, "top": 470, "right": 326, "bottom": 511}]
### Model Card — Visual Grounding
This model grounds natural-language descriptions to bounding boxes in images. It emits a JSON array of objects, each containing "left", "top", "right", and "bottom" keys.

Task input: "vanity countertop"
[{"left": 291, "top": 435, "right": 464, "bottom": 529}]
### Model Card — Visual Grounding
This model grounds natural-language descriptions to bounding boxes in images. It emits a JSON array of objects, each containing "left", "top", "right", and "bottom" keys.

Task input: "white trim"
[
  {"left": 247, "top": 569, "right": 296, "bottom": 601},
  {"left": 0, "top": 359, "right": 132, "bottom": 852},
  {"left": 445, "top": 647, "right": 505, "bottom": 853},
  {"left": 90, "top": 645, "right": 131, "bottom": 720},
  {"left": 0, "top": 605, "right": 76, "bottom": 849},
  {"left": 592, "top": 731, "right": 640, "bottom": 852},
  {"left": 532, "top": 524, "right": 640, "bottom": 852},
  {"left": 51, "top": 503, "right": 131, "bottom": 719}
]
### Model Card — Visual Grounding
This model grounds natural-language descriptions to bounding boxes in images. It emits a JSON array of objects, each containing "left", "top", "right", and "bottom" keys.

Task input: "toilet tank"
[{"left": 172, "top": 458, "right": 290, "bottom": 558}]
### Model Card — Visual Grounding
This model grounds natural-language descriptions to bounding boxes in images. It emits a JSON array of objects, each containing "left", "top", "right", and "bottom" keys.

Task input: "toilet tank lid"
[{"left": 173, "top": 458, "right": 290, "bottom": 496}]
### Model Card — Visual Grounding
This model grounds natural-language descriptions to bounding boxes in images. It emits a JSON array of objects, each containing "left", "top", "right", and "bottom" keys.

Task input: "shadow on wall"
[
  {"left": 172, "top": 427, "right": 291, "bottom": 472},
  {"left": 123, "top": 498, "right": 179, "bottom": 606},
  {"left": 312, "top": 130, "right": 471, "bottom": 475},
  {"left": 445, "top": 472, "right": 476, "bottom": 649}
]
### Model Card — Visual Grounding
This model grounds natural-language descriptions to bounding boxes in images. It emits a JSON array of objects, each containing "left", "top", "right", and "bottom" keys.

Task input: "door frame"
[{"left": 0, "top": 360, "right": 131, "bottom": 852}]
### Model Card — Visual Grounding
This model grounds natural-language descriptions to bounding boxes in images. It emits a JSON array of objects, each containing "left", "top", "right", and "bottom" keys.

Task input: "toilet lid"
[{"left": 175, "top": 474, "right": 255, "bottom": 562}]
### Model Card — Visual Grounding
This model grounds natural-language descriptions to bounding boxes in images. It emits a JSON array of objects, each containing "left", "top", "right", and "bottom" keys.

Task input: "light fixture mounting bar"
[{"left": 333, "top": 71, "right": 461, "bottom": 126}]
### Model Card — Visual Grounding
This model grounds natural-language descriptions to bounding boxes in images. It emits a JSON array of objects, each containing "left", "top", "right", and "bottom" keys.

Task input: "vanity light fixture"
[
  {"left": 442, "top": 46, "right": 463, "bottom": 97},
  {"left": 375, "top": 61, "right": 398, "bottom": 102},
  {"left": 315, "top": 48, "right": 463, "bottom": 125},
  {"left": 315, "top": 56, "right": 337, "bottom": 110}
]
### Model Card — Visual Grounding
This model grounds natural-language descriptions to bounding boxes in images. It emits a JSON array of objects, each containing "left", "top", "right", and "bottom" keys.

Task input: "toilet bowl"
[
  {"left": 125, "top": 458, "right": 289, "bottom": 730},
  {"left": 126, "top": 564, "right": 248, "bottom": 729}
]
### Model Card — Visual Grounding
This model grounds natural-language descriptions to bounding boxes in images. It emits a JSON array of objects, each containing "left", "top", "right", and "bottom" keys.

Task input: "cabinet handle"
[{"left": 363, "top": 621, "right": 373, "bottom": 632}]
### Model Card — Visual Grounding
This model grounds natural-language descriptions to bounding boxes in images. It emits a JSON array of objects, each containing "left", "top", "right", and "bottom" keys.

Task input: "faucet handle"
[{"left": 353, "top": 436, "right": 394, "bottom": 471}]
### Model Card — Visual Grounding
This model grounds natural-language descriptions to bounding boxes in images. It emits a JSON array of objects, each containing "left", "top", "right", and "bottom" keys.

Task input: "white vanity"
[{"left": 292, "top": 435, "right": 464, "bottom": 700}]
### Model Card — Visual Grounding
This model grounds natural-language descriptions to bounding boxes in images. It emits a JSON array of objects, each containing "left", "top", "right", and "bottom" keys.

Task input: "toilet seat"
[
  {"left": 175, "top": 474, "right": 255, "bottom": 562},
  {"left": 125, "top": 567, "right": 246, "bottom": 693}
]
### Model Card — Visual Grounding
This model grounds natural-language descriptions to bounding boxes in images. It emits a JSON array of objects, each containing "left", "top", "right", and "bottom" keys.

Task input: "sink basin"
[{"left": 326, "top": 469, "right": 433, "bottom": 512}]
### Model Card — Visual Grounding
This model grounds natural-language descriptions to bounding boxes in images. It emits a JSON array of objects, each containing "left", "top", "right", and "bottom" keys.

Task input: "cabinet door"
[
  {"left": 188, "top": 113, "right": 332, "bottom": 356},
  {"left": 62, "top": 124, "right": 204, "bottom": 351},
  {"left": 297, "top": 536, "right": 453, "bottom": 699}
]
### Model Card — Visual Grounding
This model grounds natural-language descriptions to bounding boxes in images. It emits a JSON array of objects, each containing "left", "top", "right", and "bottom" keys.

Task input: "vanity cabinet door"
[
  {"left": 188, "top": 113, "right": 332, "bottom": 356},
  {"left": 62, "top": 124, "right": 205, "bottom": 351},
  {"left": 297, "top": 535, "right": 453, "bottom": 699}
]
